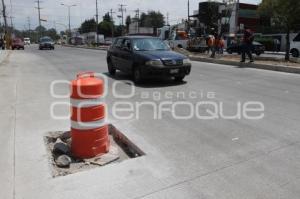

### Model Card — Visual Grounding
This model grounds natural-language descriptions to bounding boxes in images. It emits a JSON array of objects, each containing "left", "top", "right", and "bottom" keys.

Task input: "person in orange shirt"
[
  {"left": 210, "top": 33, "right": 218, "bottom": 58},
  {"left": 218, "top": 37, "right": 225, "bottom": 54}
]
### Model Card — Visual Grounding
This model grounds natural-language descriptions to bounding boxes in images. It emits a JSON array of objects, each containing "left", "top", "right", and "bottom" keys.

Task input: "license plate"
[{"left": 170, "top": 69, "right": 179, "bottom": 74}]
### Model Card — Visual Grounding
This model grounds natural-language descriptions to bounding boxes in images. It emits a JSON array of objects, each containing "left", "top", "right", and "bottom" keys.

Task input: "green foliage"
[
  {"left": 259, "top": 0, "right": 300, "bottom": 30},
  {"left": 125, "top": 15, "right": 131, "bottom": 32},
  {"left": 255, "top": 36, "right": 274, "bottom": 51},
  {"left": 98, "top": 21, "right": 113, "bottom": 37},
  {"left": 79, "top": 19, "right": 97, "bottom": 34},
  {"left": 139, "top": 11, "right": 165, "bottom": 28},
  {"left": 103, "top": 13, "right": 112, "bottom": 22},
  {"left": 35, "top": 25, "right": 46, "bottom": 33},
  {"left": 259, "top": 0, "right": 300, "bottom": 60}
]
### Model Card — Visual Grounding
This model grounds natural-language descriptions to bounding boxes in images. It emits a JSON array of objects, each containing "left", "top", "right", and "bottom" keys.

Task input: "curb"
[
  {"left": 189, "top": 55, "right": 300, "bottom": 75},
  {"left": 62, "top": 45, "right": 109, "bottom": 51}
]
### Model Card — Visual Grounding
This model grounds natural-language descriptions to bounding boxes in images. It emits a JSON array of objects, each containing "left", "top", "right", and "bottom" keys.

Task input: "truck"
[
  {"left": 158, "top": 25, "right": 207, "bottom": 52},
  {"left": 290, "top": 32, "right": 300, "bottom": 57},
  {"left": 158, "top": 26, "right": 189, "bottom": 49}
]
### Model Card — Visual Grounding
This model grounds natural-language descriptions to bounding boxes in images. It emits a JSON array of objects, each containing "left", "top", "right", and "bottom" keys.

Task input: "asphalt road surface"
[{"left": 1, "top": 45, "right": 300, "bottom": 199}]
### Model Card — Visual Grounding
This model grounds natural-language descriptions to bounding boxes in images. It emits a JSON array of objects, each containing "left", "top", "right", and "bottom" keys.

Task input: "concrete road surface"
[{"left": 1, "top": 45, "right": 300, "bottom": 199}]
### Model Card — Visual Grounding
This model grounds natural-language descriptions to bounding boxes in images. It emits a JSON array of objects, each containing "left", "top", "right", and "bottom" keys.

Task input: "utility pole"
[
  {"left": 235, "top": 0, "right": 239, "bottom": 33},
  {"left": 188, "top": 0, "right": 190, "bottom": 22},
  {"left": 35, "top": 0, "right": 42, "bottom": 38},
  {"left": 27, "top": 17, "right": 31, "bottom": 38},
  {"left": 1, "top": 0, "right": 9, "bottom": 49},
  {"left": 61, "top": 3, "right": 77, "bottom": 39},
  {"left": 95, "top": 0, "right": 99, "bottom": 45},
  {"left": 166, "top": 12, "right": 169, "bottom": 26},
  {"left": 9, "top": 0, "right": 13, "bottom": 32},
  {"left": 134, "top": 9, "right": 140, "bottom": 34},
  {"left": 118, "top": 4, "right": 126, "bottom": 35},
  {"left": 110, "top": 9, "right": 115, "bottom": 38},
  {"left": 1, "top": 0, "right": 7, "bottom": 34}
]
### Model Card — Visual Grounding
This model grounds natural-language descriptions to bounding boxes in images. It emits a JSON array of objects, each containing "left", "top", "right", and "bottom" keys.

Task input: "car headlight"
[
  {"left": 183, "top": 58, "right": 191, "bottom": 65},
  {"left": 146, "top": 60, "right": 164, "bottom": 67}
]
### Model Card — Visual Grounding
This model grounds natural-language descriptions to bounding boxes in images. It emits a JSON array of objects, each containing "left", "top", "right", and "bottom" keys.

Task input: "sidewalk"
[{"left": 175, "top": 48, "right": 300, "bottom": 75}]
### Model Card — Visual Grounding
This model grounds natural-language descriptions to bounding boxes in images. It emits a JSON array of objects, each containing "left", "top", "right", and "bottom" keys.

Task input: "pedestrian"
[
  {"left": 207, "top": 35, "right": 214, "bottom": 54},
  {"left": 218, "top": 36, "right": 225, "bottom": 54},
  {"left": 241, "top": 28, "right": 254, "bottom": 63},
  {"left": 210, "top": 33, "right": 218, "bottom": 58},
  {"left": 273, "top": 38, "right": 280, "bottom": 52}
]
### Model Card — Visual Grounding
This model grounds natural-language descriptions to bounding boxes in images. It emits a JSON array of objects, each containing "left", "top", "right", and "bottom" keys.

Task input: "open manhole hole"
[{"left": 44, "top": 124, "right": 145, "bottom": 177}]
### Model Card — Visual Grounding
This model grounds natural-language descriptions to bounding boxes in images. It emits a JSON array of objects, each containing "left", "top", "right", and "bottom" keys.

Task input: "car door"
[
  {"left": 119, "top": 39, "right": 134, "bottom": 73},
  {"left": 111, "top": 38, "right": 124, "bottom": 70}
]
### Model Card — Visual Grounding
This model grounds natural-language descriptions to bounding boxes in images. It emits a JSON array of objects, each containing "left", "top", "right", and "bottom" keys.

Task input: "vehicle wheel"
[
  {"left": 178, "top": 44, "right": 183, "bottom": 48},
  {"left": 291, "top": 49, "right": 299, "bottom": 58},
  {"left": 133, "top": 66, "right": 142, "bottom": 84},
  {"left": 227, "top": 49, "right": 232, "bottom": 54},
  {"left": 256, "top": 52, "right": 261, "bottom": 56},
  {"left": 107, "top": 59, "right": 116, "bottom": 76},
  {"left": 12, "top": 47, "right": 15, "bottom": 50},
  {"left": 174, "top": 76, "right": 185, "bottom": 82}
]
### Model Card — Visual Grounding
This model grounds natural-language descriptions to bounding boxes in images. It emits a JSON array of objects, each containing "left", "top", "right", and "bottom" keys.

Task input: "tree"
[
  {"left": 139, "top": 11, "right": 165, "bottom": 28},
  {"left": 125, "top": 15, "right": 131, "bottom": 33},
  {"left": 259, "top": 0, "right": 300, "bottom": 60},
  {"left": 47, "top": 28, "right": 60, "bottom": 40},
  {"left": 139, "top": 13, "right": 147, "bottom": 27},
  {"left": 98, "top": 21, "right": 113, "bottom": 37},
  {"left": 79, "top": 19, "right": 97, "bottom": 34},
  {"left": 103, "top": 13, "right": 112, "bottom": 22},
  {"left": 35, "top": 25, "right": 46, "bottom": 33}
]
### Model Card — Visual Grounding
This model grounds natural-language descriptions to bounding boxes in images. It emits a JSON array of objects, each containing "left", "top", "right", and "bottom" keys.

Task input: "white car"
[
  {"left": 290, "top": 33, "right": 300, "bottom": 58},
  {"left": 24, "top": 38, "right": 31, "bottom": 45}
]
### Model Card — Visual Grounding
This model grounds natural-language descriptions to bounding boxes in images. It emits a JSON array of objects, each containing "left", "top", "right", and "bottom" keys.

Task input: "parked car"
[
  {"left": 24, "top": 37, "right": 31, "bottom": 45},
  {"left": 227, "top": 41, "right": 265, "bottom": 56},
  {"left": 39, "top": 37, "right": 55, "bottom": 50},
  {"left": 106, "top": 36, "right": 192, "bottom": 83},
  {"left": 12, "top": 38, "right": 25, "bottom": 50},
  {"left": 290, "top": 33, "right": 300, "bottom": 58}
]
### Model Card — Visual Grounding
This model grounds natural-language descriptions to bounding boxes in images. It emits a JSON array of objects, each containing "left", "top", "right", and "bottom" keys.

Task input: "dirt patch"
[{"left": 44, "top": 124, "right": 145, "bottom": 177}]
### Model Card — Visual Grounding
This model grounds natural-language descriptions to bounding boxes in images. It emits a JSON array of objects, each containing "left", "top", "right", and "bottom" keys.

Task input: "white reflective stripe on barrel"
[
  {"left": 70, "top": 97, "right": 104, "bottom": 108},
  {"left": 71, "top": 118, "right": 107, "bottom": 130}
]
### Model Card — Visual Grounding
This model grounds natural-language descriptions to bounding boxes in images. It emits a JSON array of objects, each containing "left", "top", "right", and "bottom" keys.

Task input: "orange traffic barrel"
[{"left": 70, "top": 72, "right": 109, "bottom": 159}]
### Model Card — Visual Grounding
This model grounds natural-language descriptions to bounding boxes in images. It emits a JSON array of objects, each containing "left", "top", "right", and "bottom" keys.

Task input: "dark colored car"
[
  {"left": 106, "top": 36, "right": 192, "bottom": 83},
  {"left": 227, "top": 41, "right": 265, "bottom": 56},
  {"left": 12, "top": 38, "right": 25, "bottom": 50},
  {"left": 39, "top": 37, "right": 55, "bottom": 50}
]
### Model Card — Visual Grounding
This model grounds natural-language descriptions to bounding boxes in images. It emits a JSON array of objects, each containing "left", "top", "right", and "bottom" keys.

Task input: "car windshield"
[
  {"left": 41, "top": 38, "right": 52, "bottom": 42},
  {"left": 133, "top": 38, "right": 170, "bottom": 51}
]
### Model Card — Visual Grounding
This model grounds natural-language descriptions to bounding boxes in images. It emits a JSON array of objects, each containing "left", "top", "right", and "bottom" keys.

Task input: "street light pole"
[
  {"left": 61, "top": 3, "right": 76, "bottom": 39},
  {"left": 95, "top": 0, "right": 99, "bottom": 45}
]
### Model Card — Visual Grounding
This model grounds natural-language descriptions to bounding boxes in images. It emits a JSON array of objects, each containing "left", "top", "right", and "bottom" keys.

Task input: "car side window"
[
  {"left": 122, "top": 39, "right": 131, "bottom": 50},
  {"left": 114, "top": 38, "right": 123, "bottom": 48},
  {"left": 293, "top": 33, "right": 300, "bottom": 42}
]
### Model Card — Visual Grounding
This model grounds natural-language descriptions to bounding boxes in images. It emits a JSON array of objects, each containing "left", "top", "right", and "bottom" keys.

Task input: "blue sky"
[{"left": 7, "top": 0, "right": 261, "bottom": 31}]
